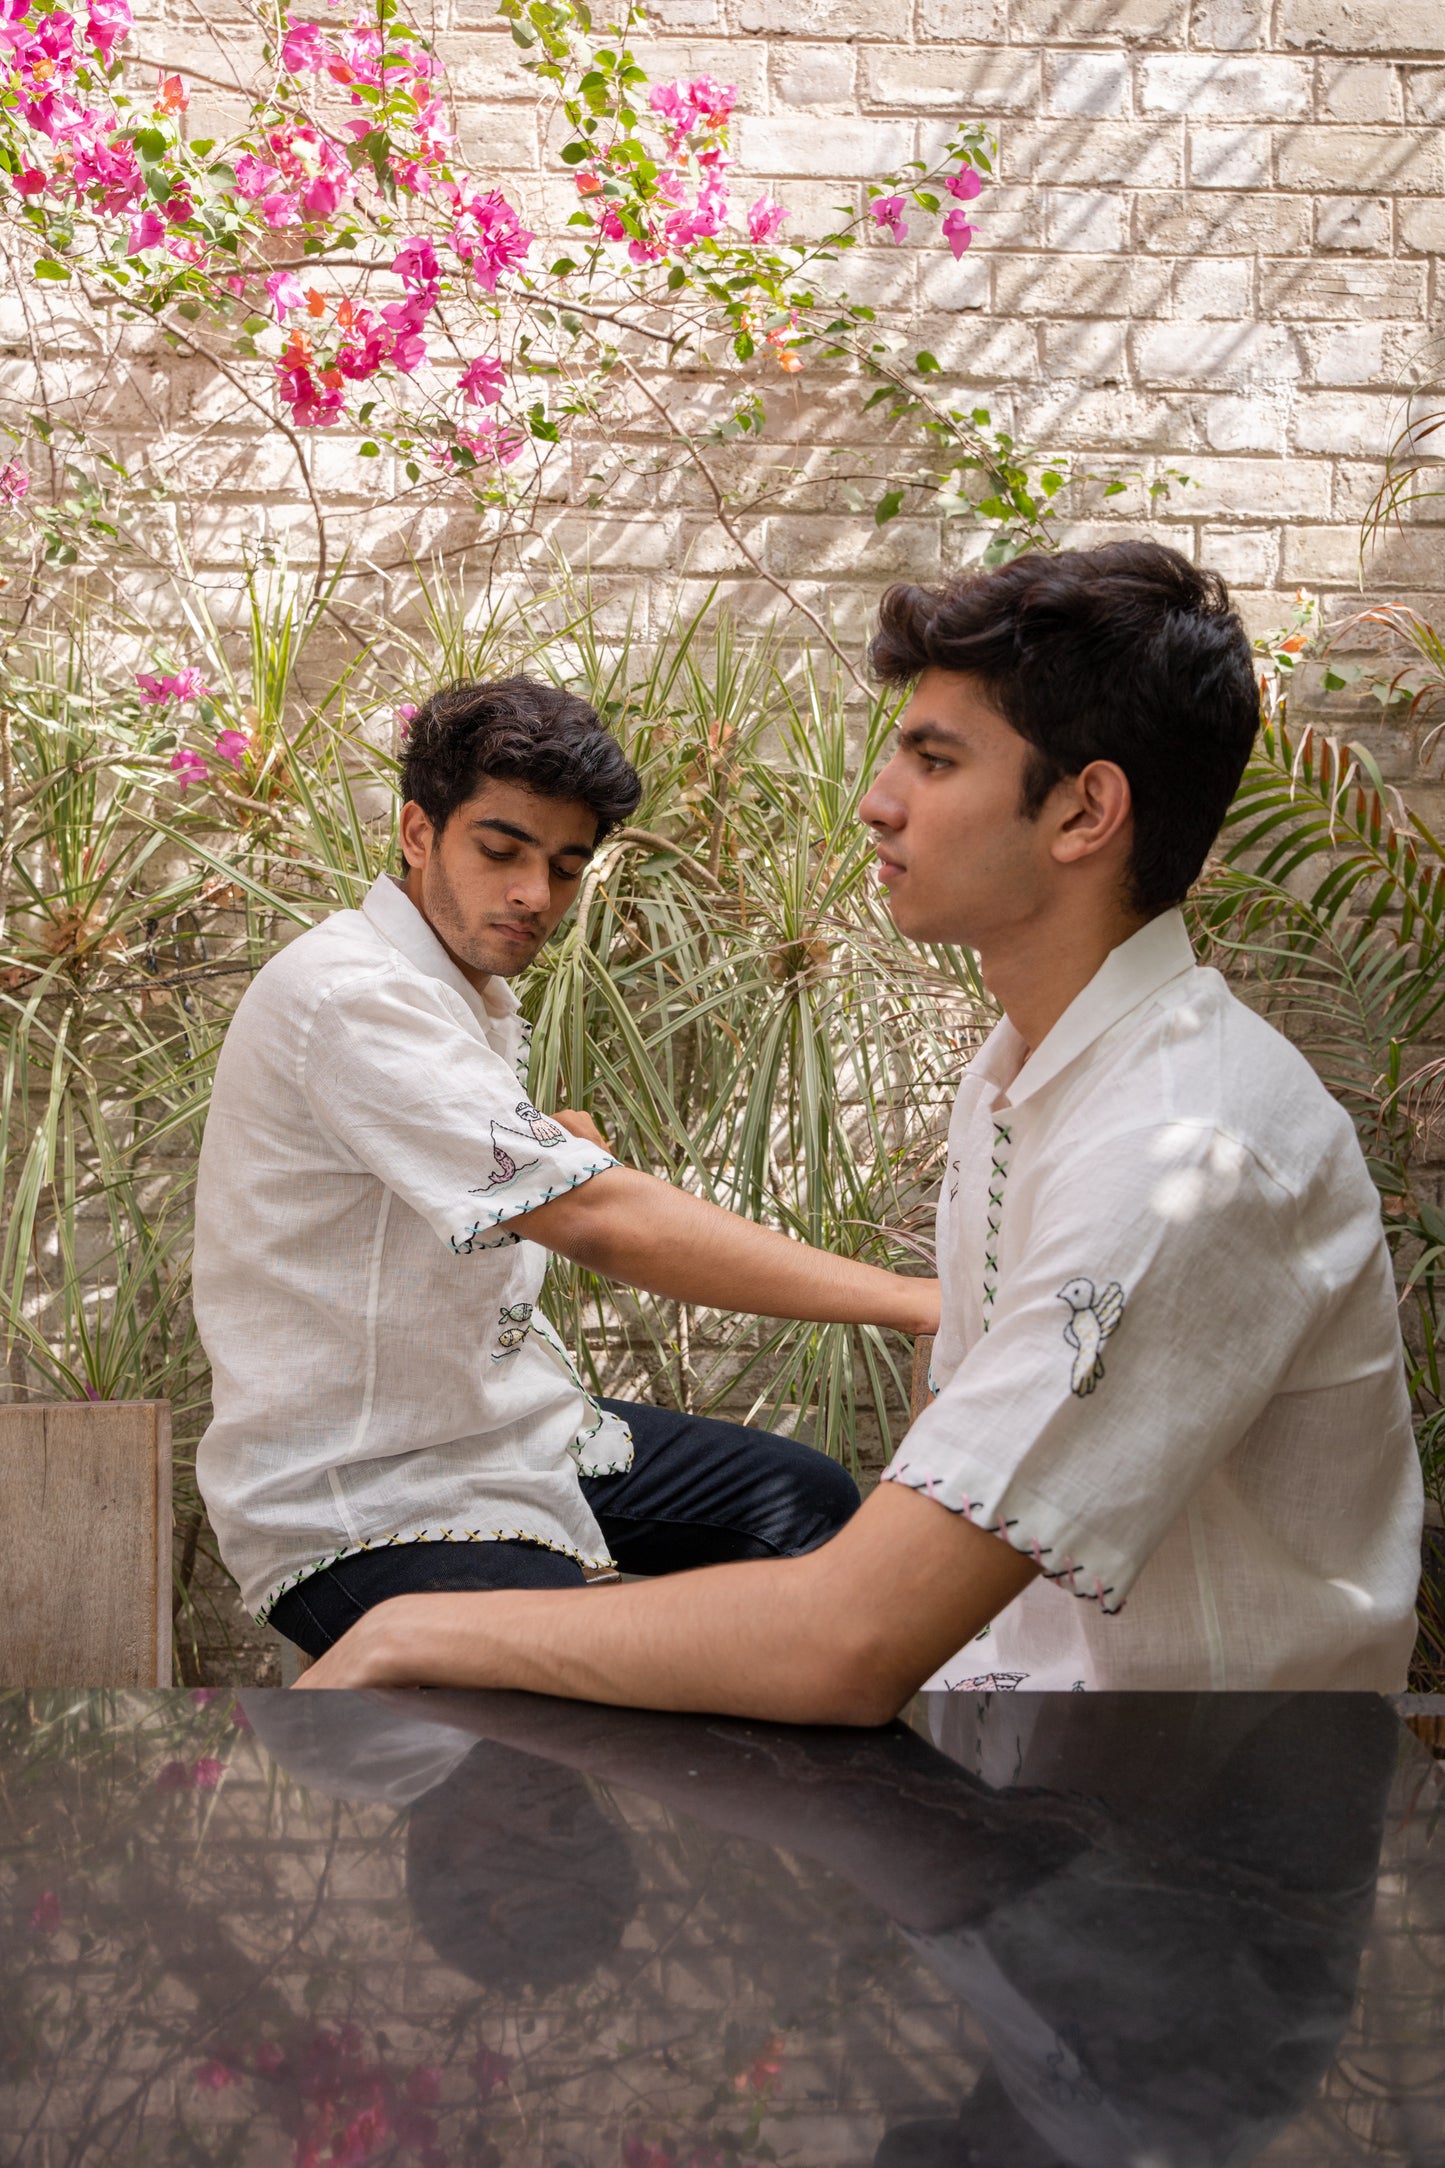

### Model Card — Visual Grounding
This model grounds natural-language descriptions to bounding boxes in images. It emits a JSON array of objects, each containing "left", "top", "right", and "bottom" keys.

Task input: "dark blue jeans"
[{"left": 269, "top": 1399, "right": 860, "bottom": 1658}]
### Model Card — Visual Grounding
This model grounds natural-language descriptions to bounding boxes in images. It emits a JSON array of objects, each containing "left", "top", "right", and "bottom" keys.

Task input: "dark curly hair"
[
  {"left": 400, "top": 675, "right": 642, "bottom": 842},
  {"left": 869, "top": 541, "right": 1260, "bottom": 917}
]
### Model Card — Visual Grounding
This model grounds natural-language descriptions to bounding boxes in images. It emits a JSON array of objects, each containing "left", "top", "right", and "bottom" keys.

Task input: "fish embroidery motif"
[
  {"left": 492, "top": 1300, "right": 534, "bottom": 1361},
  {"left": 1057, "top": 1276, "right": 1125, "bottom": 1396},
  {"left": 473, "top": 1100, "right": 570, "bottom": 1195}
]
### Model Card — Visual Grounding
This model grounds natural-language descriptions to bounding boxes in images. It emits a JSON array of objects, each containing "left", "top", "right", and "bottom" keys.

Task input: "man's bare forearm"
[
  {"left": 294, "top": 1484, "right": 1038, "bottom": 1715},
  {"left": 518, "top": 1164, "right": 938, "bottom": 1335}
]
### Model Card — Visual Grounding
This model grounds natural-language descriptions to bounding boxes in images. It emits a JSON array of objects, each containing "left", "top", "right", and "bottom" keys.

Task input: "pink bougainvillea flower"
[
  {"left": 191, "top": 1687, "right": 221, "bottom": 1704},
  {"left": 252, "top": 2041, "right": 285, "bottom": 2075},
  {"left": 945, "top": 165, "right": 983, "bottom": 200},
  {"left": 747, "top": 194, "right": 787, "bottom": 244},
  {"left": 281, "top": 16, "right": 327, "bottom": 72},
  {"left": 163, "top": 188, "right": 193, "bottom": 224},
  {"left": 214, "top": 729, "right": 251, "bottom": 770},
  {"left": 262, "top": 190, "right": 302, "bottom": 227},
  {"left": 126, "top": 207, "right": 165, "bottom": 253},
  {"left": 232, "top": 153, "right": 279, "bottom": 199},
  {"left": 457, "top": 419, "right": 523, "bottom": 465},
  {"left": 13, "top": 166, "right": 47, "bottom": 196},
  {"left": 276, "top": 359, "right": 344, "bottom": 427},
  {"left": 265, "top": 269, "right": 306, "bottom": 318},
  {"left": 941, "top": 206, "right": 976, "bottom": 258},
  {"left": 30, "top": 1889, "right": 62, "bottom": 1934},
  {"left": 137, "top": 667, "right": 209, "bottom": 704},
  {"left": 0, "top": 460, "right": 30, "bottom": 503},
  {"left": 192, "top": 1756, "right": 225, "bottom": 1789},
  {"left": 300, "top": 167, "right": 346, "bottom": 220},
  {"left": 450, "top": 187, "right": 532, "bottom": 291},
  {"left": 458, "top": 353, "right": 505, "bottom": 407},
  {"left": 392, "top": 235, "right": 440, "bottom": 291},
  {"left": 86, "top": 0, "right": 131, "bottom": 65},
  {"left": 404, "top": 2065, "right": 442, "bottom": 2106},
  {"left": 870, "top": 193, "right": 908, "bottom": 242},
  {"left": 194, "top": 2061, "right": 241, "bottom": 2092},
  {"left": 395, "top": 703, "right": 417, "bottom": 736},
  {"left": 168, "top": 751, "right": 210, "bottom": 790},
  {"left": 155, "top": 1756, "right": 193, "bottom": 1787}
]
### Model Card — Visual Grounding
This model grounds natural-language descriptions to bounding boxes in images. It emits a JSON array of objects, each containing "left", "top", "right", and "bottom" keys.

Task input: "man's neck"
[{"left": 980, "top": 898, "right": 1151, "bottom": 1055}]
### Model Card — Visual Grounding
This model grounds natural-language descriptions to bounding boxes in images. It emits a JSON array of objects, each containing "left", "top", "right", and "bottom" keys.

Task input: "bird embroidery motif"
[{"left": 1057, "top": 1276, "right": 1125, "bottom": 1396}]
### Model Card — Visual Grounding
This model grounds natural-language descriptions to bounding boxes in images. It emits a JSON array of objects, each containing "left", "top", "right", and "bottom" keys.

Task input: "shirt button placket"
[{"left": 982, "top": 1120, "right": 1010, "bottom": 1333}]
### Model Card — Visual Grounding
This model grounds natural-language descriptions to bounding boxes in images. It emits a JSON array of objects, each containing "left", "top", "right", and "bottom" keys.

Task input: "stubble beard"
[{"left": 423, "top": 854, "right": 543, "bottom": 980}]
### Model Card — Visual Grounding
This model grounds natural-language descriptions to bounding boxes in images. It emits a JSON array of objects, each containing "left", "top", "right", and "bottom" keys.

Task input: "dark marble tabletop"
[{"left": 0, "top": 1689, "right": 1439, "bottom": 2167}]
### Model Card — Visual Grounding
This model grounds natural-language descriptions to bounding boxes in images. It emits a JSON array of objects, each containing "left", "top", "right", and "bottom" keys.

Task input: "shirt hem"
[{"left": 252, "top": 1522, "right": 616, "bottom": 1626}]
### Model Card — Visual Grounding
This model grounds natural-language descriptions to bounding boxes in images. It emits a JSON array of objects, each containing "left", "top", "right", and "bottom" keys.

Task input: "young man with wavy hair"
[
  {"left": 194, "top": 678, "right": 938, "bottom": 1660},
  {"left": 297, "top": 543, "right": 1423, "bottom": 1706}
]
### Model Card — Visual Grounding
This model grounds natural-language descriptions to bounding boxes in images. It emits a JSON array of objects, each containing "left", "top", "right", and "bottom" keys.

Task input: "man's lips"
[
  {"left": 491, "top": 920, "right": 542, "bottom": 944},
  {"left": 874, "top": 851, "right": 906, "bottom": 883}
]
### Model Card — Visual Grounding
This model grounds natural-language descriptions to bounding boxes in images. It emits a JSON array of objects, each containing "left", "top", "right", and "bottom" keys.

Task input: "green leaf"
[
  {"left": 1421, "top": 1203, "right": 1445, "bottom": 1248},
  {"left": 875, "top": 489, "right": 904, "bottom": 526},
  {"left": 404, "top": 459, "right": 420, "bottom": 482},
  {"left": 359, "top": 401, "right": 376, "bottom": 423},
  {"left": 560, "top": 141, "right": 590, "bottom": 165},
  {"left": 550, "top": 255, "right": 578, "bottom": 275},
  {"left": 1103, "top": 479, "right": 1126, "bottom": 497},
  {"left": 359, "top": 441, "right": 380, "bottom": 457},
  {"left": 242, "top": 314, "right": 269, "bottom": 335},
  {"left": 33, "top": 258, "right": 70, "bottom": 280},
  {"left": 915, "top": 350, "right": 941, "bottom": 374},
  {"left": 733, "top": 330, "right": 754, "bottom": 361}
]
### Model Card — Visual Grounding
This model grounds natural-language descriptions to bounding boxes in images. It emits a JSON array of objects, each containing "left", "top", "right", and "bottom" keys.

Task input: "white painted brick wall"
[{"left": 10, "top": 0, "right": 1439, "bottom": 773}]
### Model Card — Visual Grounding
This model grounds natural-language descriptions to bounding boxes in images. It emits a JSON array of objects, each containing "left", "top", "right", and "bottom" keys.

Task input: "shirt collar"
[
  {"left": 978, "top": 908, "right": 1198, "bottom": 1112},
  {"left": 361, "top": 872, "right": 520, "bottom": 1032}
]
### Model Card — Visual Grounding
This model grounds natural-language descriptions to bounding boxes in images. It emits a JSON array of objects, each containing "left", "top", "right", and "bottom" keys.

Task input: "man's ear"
[
  {"left": 399, "top": 799, "right": 435, "bottom": 872},
  {"left": 1048, "top": 760, "right": 1132, "bottom": 869}
]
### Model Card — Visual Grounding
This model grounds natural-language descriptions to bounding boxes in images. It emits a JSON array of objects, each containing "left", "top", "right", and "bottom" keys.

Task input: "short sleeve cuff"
[
  {"left": 881, "top": 1450, "right": 1133, "bottom": 1614},
  {"left": 450, "top": 1151, "right": 618, "bottom": 1256}
]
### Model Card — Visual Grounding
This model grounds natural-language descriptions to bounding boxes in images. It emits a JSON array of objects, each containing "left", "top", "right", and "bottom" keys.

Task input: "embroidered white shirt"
[
  {"left": 887, "top": 910, "right": 1423, "bottom": 1691},
  {"left": 193, "top": 873, "right": 632, "bottom": 1620}
]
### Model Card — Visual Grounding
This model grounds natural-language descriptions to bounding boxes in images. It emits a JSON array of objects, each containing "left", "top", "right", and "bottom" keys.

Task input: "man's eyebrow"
[
  {"left": 898, "top": 720, "right": 967, "bottom": 750},
  {"left": 471, "top": 816, "right": 594, "bottom": 859}
]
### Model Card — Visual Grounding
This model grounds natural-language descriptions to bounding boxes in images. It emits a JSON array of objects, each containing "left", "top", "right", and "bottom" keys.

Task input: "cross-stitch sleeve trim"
[
  {"left": 882, "top": 1462, "right": 1125, "bottom": 1614},
  {"left": 451, "top": 1154, "right": 617, "bottom": 1255}
]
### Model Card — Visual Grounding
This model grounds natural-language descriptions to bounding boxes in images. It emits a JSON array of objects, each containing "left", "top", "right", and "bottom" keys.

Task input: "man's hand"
[
  {"left": 553, "top": 1107, "right": 612, "bottom": 1154},
  {"left": 293, "top": 1480, "right": 1037, "bottom": 1717}
]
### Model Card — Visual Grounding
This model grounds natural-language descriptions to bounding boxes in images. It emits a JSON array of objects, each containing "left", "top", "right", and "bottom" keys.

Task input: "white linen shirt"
[
  {"left": 888, "top": 909, "right": 1423, "bottom": 1692},
  {"left": 193, "top": 873, "right": 633, "bottom": 1621}
]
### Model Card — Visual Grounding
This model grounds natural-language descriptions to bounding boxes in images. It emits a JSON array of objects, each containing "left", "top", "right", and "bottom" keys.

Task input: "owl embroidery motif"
[{"left": 1057, "top": 1276, "right": 1125, "bottom": 1396}]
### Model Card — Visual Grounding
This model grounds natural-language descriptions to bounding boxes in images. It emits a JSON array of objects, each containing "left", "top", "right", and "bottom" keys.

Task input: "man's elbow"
[{"left": 790, "top": 1620, "right": 925, "bottom": 1729}]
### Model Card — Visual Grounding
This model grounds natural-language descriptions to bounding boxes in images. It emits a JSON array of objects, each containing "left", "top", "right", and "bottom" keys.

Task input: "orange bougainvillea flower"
[
  {"left": 305, "top": 288, "right": 326, "bottom": 317},
  {"left": 776, "top": 351, "right": 803, "bottom": 373},
  {"left": 319, "top": 367, "right": 344, "bottom": 392},
  {"left": 281, "top": 329, "right": 313, "bottom": 367},
  {"left": 336, "top": 297, "right": 357, "bottom": 330},
  {"left": 156, "top": 73, "right": 188, "bottom": 113},
  {"left": 575, "top": 171, "right": 603, "bottom": 196}
]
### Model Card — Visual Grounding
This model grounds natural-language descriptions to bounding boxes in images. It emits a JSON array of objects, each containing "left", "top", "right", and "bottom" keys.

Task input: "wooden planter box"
[{"left": 0, "top": 1401, "right": 171, "bottom": 1688}]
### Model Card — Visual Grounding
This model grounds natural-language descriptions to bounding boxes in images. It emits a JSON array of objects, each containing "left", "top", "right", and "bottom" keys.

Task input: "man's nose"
[
  {"left": 506, "top": 860, "right": 552, "bottom": 915},
  {"left": 859, "top": 758, "right": 904, "bottom": 831}
]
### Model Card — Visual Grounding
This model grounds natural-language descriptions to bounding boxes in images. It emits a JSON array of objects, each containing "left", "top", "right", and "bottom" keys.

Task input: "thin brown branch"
[{"left": 613, "top": 353, "right": 870, "bottom": 695}]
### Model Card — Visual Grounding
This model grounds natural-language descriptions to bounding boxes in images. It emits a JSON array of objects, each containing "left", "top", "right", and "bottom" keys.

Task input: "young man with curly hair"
[{"left": 296, "top": 542, "right": 1423, "bottom": 1706}]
